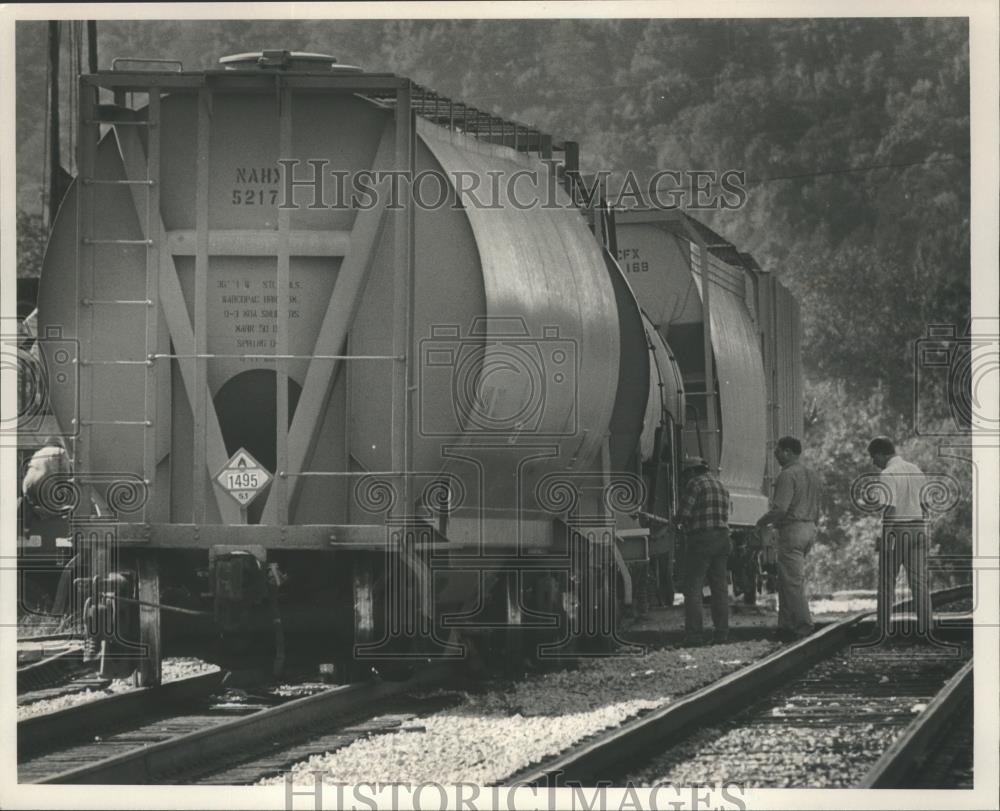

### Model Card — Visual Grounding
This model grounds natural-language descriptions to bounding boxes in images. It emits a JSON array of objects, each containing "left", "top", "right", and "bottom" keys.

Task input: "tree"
[{"left": 17, "top": 209, "right": 48, "bottom": 279}]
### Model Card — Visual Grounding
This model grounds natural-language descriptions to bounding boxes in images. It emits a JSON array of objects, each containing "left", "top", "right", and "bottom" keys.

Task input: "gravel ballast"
[
  {"left": 627, "top": 643, "right": 970, "bottom": 788},
  {"left": 17, "top": 657, "right": 220, "bottom": 721},
  {"left": 262, "top": 640, "right": 778, "bottom": 787}
]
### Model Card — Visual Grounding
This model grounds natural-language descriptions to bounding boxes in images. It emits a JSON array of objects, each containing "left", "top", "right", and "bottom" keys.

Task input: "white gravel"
[
  {"left": 272, "top": 682, "right": 331, "bottom": 698},
  {"left": 17, "top": 657, "right": 219, "bottom": 721},
  {"left": 261, "top": 640, "right": 777, "bottom": 787},
  {"left": 158, "top": 656, "right": 221, "bottom": 682},
  {"left": 811, "top": 597, "right": 877, "bottom": 614}
]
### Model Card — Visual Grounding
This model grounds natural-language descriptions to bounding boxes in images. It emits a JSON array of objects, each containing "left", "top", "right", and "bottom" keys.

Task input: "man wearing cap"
[
  {"left": 21, "top": 438, "right": 71, "bottom": 520},
  {"left": 866, "top": 436, "right": 930, "bottom": 634},
  {"left": 676, "top": 457, "right": 731, "bottom": 645},
  {"left": 756, "top": 436, "right": 823, "bottom": 641}
]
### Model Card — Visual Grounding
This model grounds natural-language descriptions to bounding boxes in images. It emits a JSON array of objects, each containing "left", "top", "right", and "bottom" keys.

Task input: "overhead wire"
[{"left": 744, "top": 155, "right": 969, "bottom": 186}]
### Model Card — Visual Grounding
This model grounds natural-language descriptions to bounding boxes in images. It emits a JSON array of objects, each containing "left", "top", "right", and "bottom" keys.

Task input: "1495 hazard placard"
[{"left": 215, "top": 448, "right": 272, "bottom": 507}]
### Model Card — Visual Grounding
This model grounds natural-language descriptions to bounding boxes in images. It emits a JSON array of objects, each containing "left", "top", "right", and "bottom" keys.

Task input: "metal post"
[
  {"left": 540, "top": 133, "right": 552, "bottom": 160},
  {"left": 768, "top": 279, "right": 779, "bottom": 490},
  {"left": 193, "top": 88, "right": 210, "bottom": 523},
  {"left": 143, "top": 90, "right": 161, "bottom": 521},
  {"left": 276, "top": 85, "right": 291, "bottom": 525},
  {"left": 391, "top": 82, "right": 414, "bottom": 515},
  {"left": 48, "top": 21, "right": 61, "bottom": 227},
  {"left": 136, "top": 555, "right": 161, "bottom": 686},
  {"left": 696, "top": 234, "right": 719, "bottom": 474},
  {"left": 76, "top": 79, "right": 98, "bottom": 506},
  {"left": 564, "top": 141, "right": 579, "bottom": 197},
  {"left": 596, "top": 175, "right": 607, "bottom": 248},
  {"left": 540, "top": 134, "right": 555, "bottom": 213},
  {"left": 86, "top": 20, "right": 98, "bottom": 73}
]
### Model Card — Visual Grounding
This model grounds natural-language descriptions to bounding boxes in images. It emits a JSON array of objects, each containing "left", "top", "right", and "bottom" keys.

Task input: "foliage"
[
  {"left": 16, "top": 209, "right": 48, "bottom": 278},
  {"left": 802, "top": 379, "right": 972, "bottom": 592},
  {"left": 807, "top": 514, "right": 881, "bottom": 593}
]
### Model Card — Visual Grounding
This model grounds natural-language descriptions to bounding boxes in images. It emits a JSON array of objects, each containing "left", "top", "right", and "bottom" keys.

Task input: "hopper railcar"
[
  {"left": 615, "top": 211, "right": 802, "bottom": 603},
  {"left": 26, "top": 49, "right": 801, "bottom": 682}
]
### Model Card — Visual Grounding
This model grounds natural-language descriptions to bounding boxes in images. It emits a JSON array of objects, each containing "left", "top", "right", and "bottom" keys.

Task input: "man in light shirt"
[
  {"left": 756, "top": 436, "right": 823, "bottom": 641},
  {"left": 867, "top": 436, "right": 930, "bottom": 633}
]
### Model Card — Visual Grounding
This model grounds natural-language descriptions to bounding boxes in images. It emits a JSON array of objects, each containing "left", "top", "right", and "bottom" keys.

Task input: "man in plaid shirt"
[{"left": 677, "top": 457, "right": 731, "bottom": 645}]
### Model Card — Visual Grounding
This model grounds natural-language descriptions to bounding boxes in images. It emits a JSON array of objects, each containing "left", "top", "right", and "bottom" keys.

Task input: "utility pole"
[
  {"left": 87, "top": 20, "right": 98, "bottom": 74},
  {"left": 47, "top": 21, "right": 60, "bottom": 227}
]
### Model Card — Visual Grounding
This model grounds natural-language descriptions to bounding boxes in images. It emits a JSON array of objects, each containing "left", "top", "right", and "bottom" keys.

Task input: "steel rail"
[
  {"left": 39, "top": 665, "right": 449, "bottom": 784},
  {"left": 505, "top": 584, "right": 973, "bottom": 787},
  {"left": 17, "top": 647, "right": 88, "bottom": 693},
  {"left": 19, "top": 670, "right": 226, "bottom": 759},
  {"left": 17, "top": 632, "right": 81, "bottom": 644},
  {"left": 894, "top": 582, "right": 972, "bottom": 615},
  {"left": 505, "top": 611, "right": 866, "bottom": 786},
  {"left": 857, "top": 657, "right": 974, "bottom": 788}
]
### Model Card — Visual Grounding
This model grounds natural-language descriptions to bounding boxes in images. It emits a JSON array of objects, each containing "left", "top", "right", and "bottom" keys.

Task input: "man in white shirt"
[{"left": 867, "top": 436, "right": 930, "bottom": 633}]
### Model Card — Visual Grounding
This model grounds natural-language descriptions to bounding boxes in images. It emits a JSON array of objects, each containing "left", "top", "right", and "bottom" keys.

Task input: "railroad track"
[
  {"left": 859, "top": 657, "right": 973, "bottom": 788},
  {"left": 18, "top": 665, "right": 456, "bottom": 785},
  {"left": 18, "top": 587, "right": 973, "bottom": 786},
  {"left": 884, "top": 673, "right": 974, "bottom": 789},
  {"left": 504, "top": 586, "right": 973, "bottom": 789},
  {"left": 17, "top": 631, "right": 81, "bottom": 645},
  {"left": 19, "top": 670, "right": 228, "bottom": 781},
  {"left": 17, "top": 646, "right": 101, "bottom": 697}
]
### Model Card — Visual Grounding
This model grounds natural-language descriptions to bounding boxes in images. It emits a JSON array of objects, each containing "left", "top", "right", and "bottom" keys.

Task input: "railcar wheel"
[
  {"left": 498, "top": 571, "right": 526, "bottom": 679},
  {"left": 655, "top": 552, "right": 675, "bottom": 607},
  {"left": 350, "top": 552, "right": 415, "bottom": 682},
  {"left": 525, "top": 573, "right": 564, "bottom": 671},
  {"left": 577, "top": 544, "right": 617, "bottom": 655},
  {"left": 753, "top": 551, "right": 766, "bottom": 595},
  {"left": 741, "top": 550, "right": 765, "bottom": 606},
  {"left": 625, "top": 560, "right": 650, "bottom": 618},
  {"left": 134, "top": 555, "right": 162, "bottom": 686}
]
